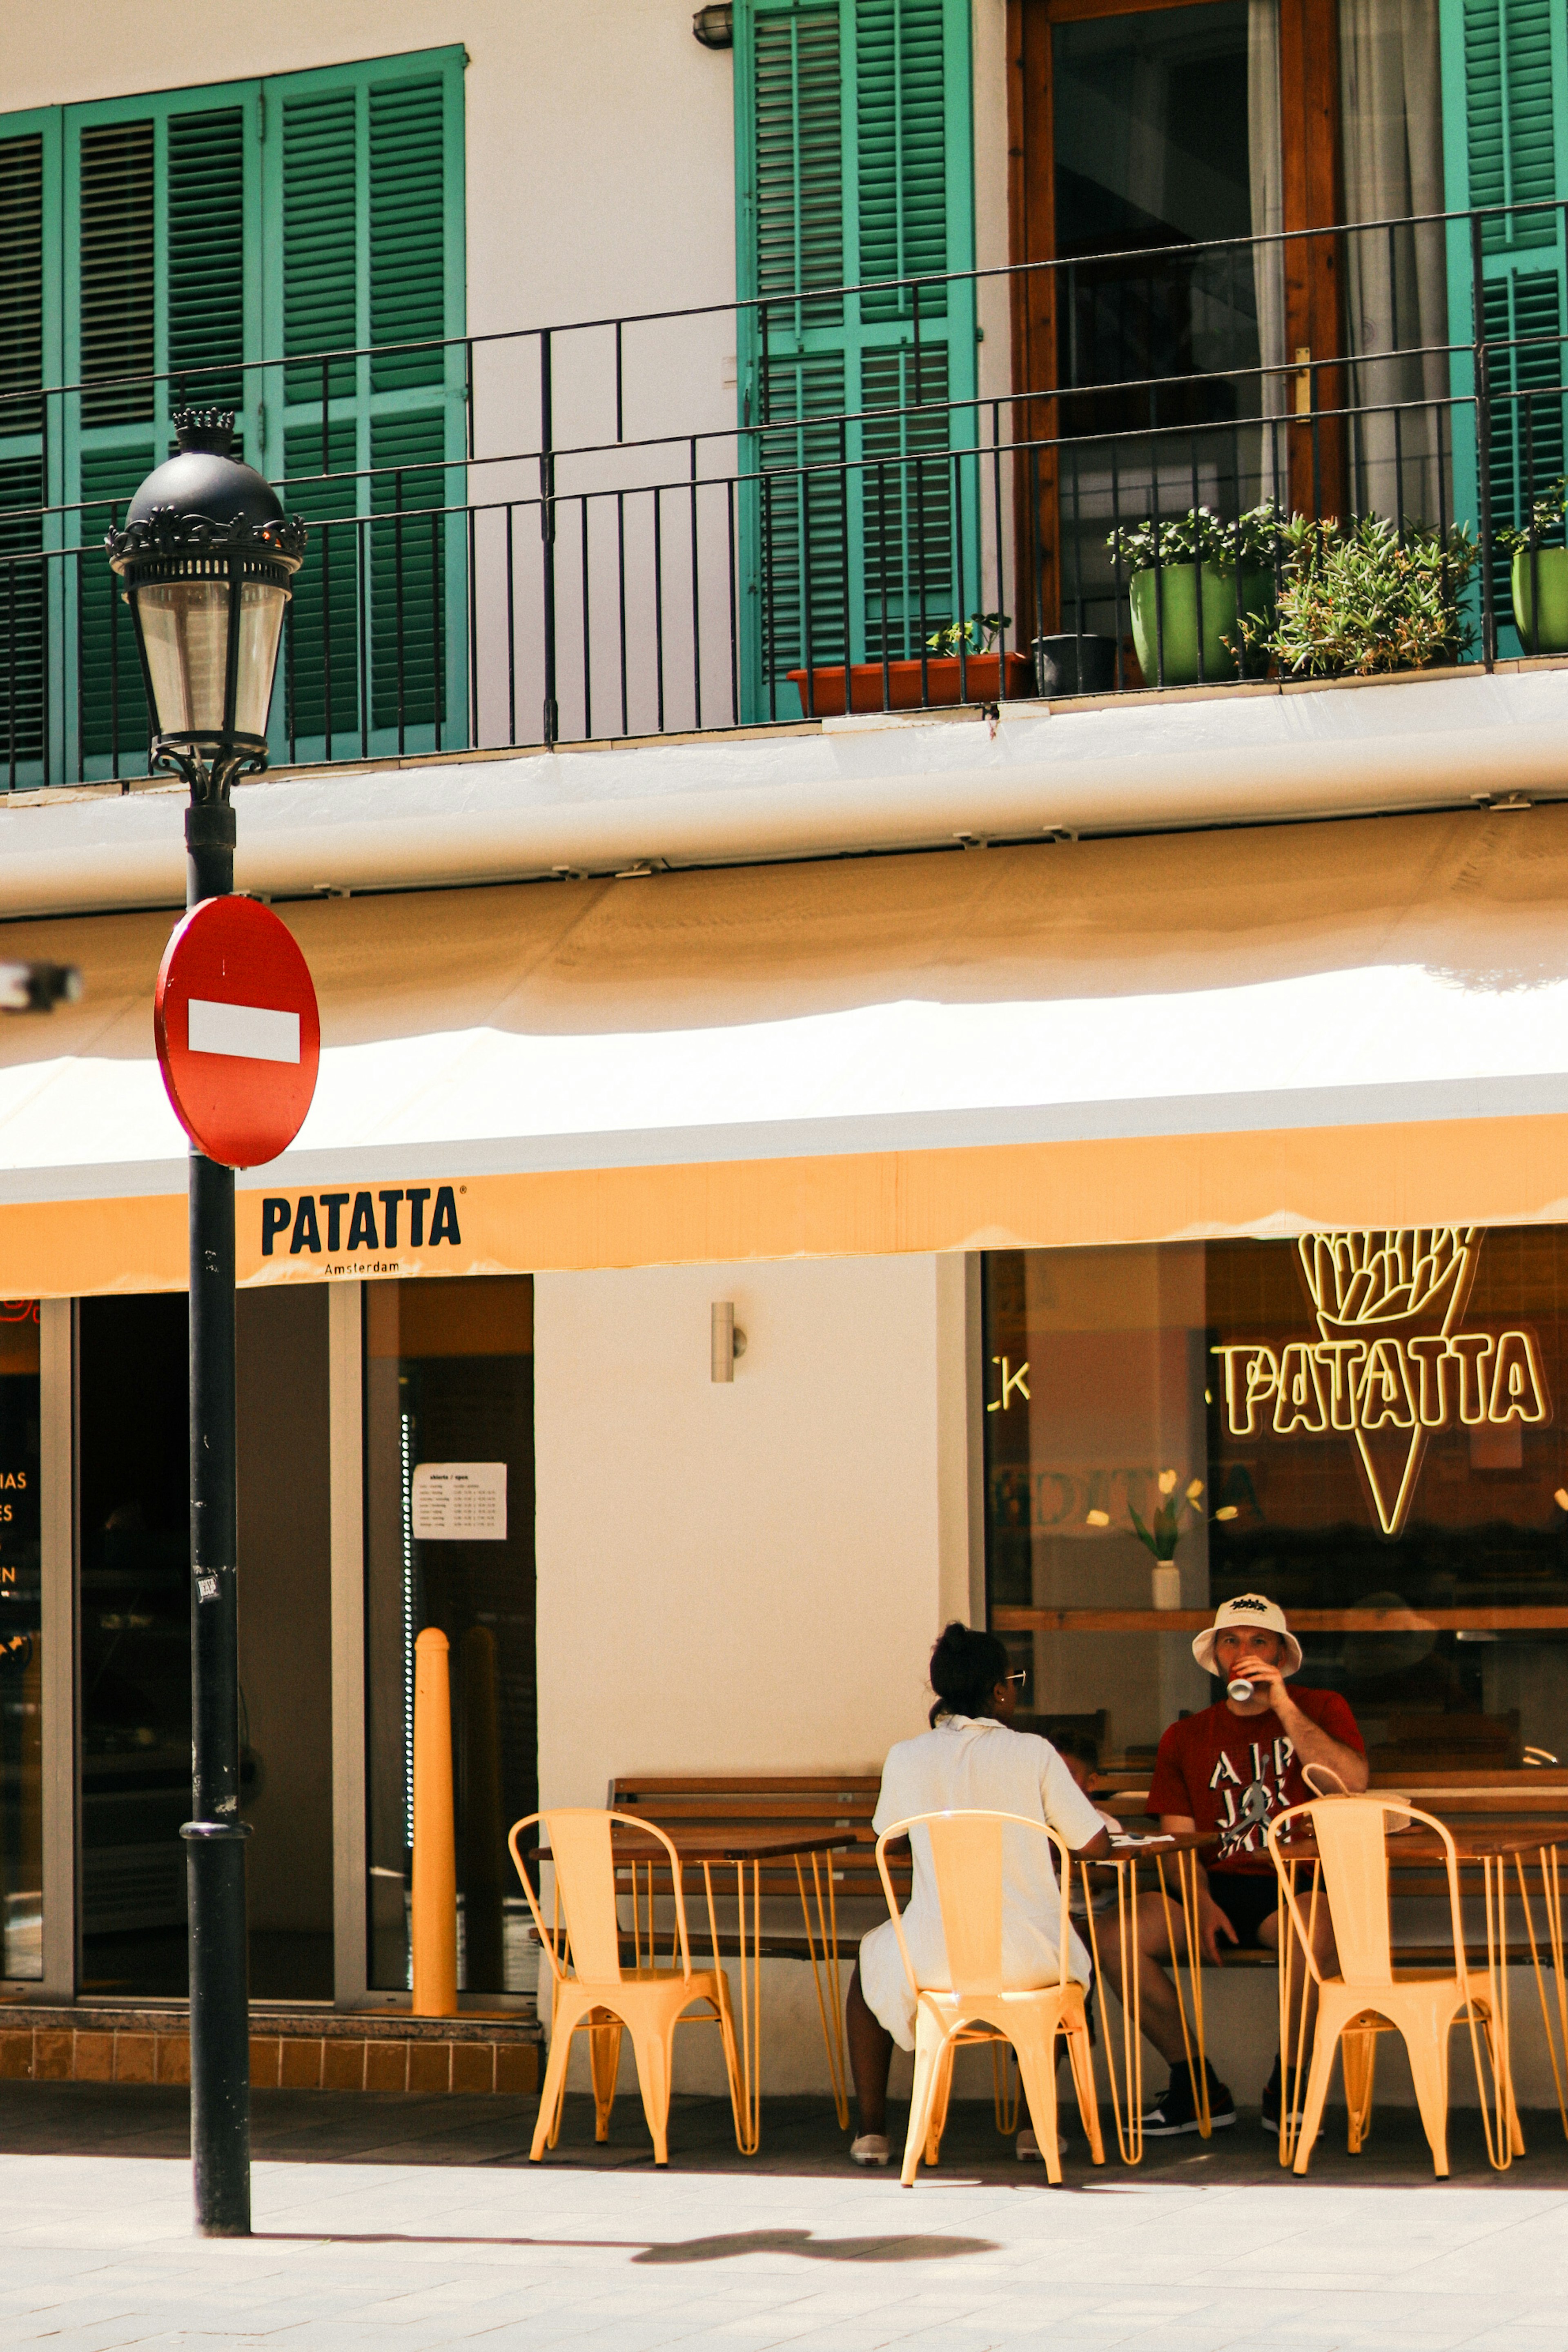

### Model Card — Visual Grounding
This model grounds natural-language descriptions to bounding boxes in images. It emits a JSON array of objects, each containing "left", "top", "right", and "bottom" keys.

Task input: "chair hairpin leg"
[
  {"left": 1084, "top": 1856, "right": 1141, "bottom": 2165},
  {"left": 795, "top": 1850, "right": 851, "bottom": 2132},
  {"left": 1156, "top": 1852, "right": 1209, "bottom": 2137}
]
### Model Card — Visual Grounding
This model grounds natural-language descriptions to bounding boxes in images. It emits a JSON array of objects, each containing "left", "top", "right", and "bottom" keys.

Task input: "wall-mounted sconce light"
[
  {"left": 692, "top": 5, "right": 734, "bottom": 47},
  {"left": 711, "top": 1301, "right": 748, "bottom": 1382}
]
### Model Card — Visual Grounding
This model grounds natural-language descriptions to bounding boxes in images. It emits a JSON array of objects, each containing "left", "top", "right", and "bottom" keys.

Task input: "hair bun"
[{"left": 928, "top": 1620, "right": 1011, "bottom": 1727}]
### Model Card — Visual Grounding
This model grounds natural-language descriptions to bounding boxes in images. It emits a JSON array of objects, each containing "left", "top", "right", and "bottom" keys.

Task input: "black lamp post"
[{"left": 107, "top": 410, "right": 305, "bottom": 2238}]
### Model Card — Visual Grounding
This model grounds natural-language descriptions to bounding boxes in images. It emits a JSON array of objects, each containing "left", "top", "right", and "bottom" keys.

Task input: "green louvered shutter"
[
  {"left": 735, "top": 0, "right": 976, "bottom": 720},
  {"left": 7, "top": 47, "right": 462, "bottom": 784},
  {"left": 267, "top": 53, "right": 465, "bottom": 761},
  {"left": 0, "top": 51, "right": 462, "bottom": 786},
  {"left": 63, "top": 94, "right": 249, "bottom": 775},
  {"left": 168, "top": 108, "right": 247, "bottom": 413},
  {"left": 278, "top": 88, "right": 360, "bottom": 750},
  {"left": 1442, "top": 0, "right": 1568, "bottom": 646},
  {"left": 0, "top": 129, "right": 48, "bottom": 783}
]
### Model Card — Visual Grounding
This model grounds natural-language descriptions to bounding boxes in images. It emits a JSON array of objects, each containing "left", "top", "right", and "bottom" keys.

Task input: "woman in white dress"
[{"left": 847, "top": 1623, "right": 1110, "bottom": 2165}]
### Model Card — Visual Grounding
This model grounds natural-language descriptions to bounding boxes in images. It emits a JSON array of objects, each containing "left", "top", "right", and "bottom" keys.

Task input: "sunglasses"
[{"left": 1006, "top": 1669, "right": 1028, "bottom": 1688}]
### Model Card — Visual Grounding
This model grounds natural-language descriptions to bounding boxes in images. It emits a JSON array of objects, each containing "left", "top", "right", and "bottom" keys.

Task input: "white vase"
[{"left": 1150, "top": 1562, "right": 1182, "bottom": 1611}]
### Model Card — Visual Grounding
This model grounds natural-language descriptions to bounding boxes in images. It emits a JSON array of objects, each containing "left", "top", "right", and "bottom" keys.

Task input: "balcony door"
[{"left": 1009, "top": 0, "right": 1348, "bottom": 644}]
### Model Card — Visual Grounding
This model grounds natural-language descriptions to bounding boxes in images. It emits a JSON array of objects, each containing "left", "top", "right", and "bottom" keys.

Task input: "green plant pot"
[
  {"left": 1129, "top": 562, "right": 1272, "bottom": 686},
  {"left": 1510, "top": 545, "right": 1568, "bottom": 653}
]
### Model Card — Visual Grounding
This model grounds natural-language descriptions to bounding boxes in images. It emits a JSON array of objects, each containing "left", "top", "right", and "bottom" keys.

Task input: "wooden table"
[
  {"left": 534, "top": 1824, "right": 856, "bottom": 2153},
  {"left": 1272, "top": 1817, "right": 1568, "bottom": 2173},
  {"left": 1077, "top": 1831, "right": 1219, "bottom": 2165}
]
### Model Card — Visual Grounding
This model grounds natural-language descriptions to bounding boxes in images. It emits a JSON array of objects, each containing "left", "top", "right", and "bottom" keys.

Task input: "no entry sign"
[{"left": 154, "top": 896, "right": 321, "bottom": 1169}]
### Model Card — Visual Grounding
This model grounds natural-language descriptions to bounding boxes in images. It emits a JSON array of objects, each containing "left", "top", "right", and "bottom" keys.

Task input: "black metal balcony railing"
[{"left": 0, "top": 200, "right": 1565, "bottom": 791}]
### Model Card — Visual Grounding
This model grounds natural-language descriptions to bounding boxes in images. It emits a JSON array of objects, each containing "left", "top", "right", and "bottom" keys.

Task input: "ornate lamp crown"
[
  {"left": 106, "top": 410, "right": 306, "bottom": 576},
  {"left": 172, "top": 408, "right": 239, "bottom": 455}
]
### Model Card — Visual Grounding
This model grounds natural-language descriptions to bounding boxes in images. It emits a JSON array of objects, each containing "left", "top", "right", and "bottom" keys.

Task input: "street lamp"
[
  {"left": 107, "top": 410, "right": 305, "bottom": 2239},
  {"left": 109, "top": 408, "right": 305, "bottom": 836}
]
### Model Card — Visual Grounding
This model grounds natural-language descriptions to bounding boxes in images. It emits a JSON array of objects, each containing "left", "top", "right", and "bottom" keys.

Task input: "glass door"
[
  {"left": 0, "top": 1301, "right": 41, "bottom": 1982},
  {"left": 1048, "top": 0, "right": 1270, "bottom": 649},
  {"left": 1013, "top": 0, "right": 1354, "bottom": 659},
  {"left": 77, "top": 1290, "right": 334, "bottom": 1999},
  {"left": 363, "top": 1277, "right": 536, "bottom": 1997}
]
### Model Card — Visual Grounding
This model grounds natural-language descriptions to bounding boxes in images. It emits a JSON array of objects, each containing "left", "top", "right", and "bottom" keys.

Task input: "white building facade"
[{"left": 0, "top": 0, "right": 1566, "bottom": 2111}]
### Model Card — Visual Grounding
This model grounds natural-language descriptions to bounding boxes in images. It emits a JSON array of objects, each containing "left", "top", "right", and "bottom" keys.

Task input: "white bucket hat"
[{"left": 1192, "top": 1593, "right": 1303, "bottom": 1679}]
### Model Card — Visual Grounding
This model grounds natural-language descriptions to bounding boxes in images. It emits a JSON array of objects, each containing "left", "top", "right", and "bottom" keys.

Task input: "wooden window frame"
[{"left": 1006, "top": 0, "right": 1345, "bottom": 639}]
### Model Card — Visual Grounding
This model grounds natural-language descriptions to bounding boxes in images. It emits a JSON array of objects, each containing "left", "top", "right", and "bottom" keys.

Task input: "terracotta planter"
[
  {"left": 1511, "top": 545, "right": 1568, "bottom": 653},
  {"left": 786, "top": 650, "right": 1034, "bottom": 717},
  {"left": 1129, "top": 563, "right": 1272, "bottom": 686}
]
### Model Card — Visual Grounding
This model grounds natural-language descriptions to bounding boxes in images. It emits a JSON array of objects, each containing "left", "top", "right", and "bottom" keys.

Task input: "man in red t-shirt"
[{"left": 1097, "top": 1593, "right": 1366, "bottom": 2136}]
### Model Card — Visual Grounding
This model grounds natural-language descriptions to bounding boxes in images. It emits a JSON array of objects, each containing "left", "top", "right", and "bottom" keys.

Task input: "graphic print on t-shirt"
[
  {"left": 1145, "top": 1689, "right": 1365, "bottom": 1871},
  {"left": 1211, "top": 1736, "right": 1296, "bottom": 1860}
]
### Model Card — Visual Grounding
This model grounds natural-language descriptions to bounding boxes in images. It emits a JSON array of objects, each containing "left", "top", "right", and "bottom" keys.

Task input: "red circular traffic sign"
[{"left": 154, "top": 897, "right": 321, "bottom": 1169}]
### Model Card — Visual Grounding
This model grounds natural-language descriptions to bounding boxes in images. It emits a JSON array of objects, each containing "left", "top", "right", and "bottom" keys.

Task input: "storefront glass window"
[
  {"left": 78, "top": 1291, "right": 334, "bottom": 2000},
  {"left": 984, "top": 1229, "right": 1568, "bottom": 1773},
  {"left": 364, "top": 1276, "right": 537, "bottom": 1993},
  {"left": 79, "top": 1295, "right": 190, "bottom": 1996},
  {"left": 0, "top": 1302, "right": 40, "bottom": 1980}
]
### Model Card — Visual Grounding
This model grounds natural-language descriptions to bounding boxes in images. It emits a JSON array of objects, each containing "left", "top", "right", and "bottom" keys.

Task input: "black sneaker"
[
  {"left": 1261, "top": 2059, "right": 1295, "bottom": 2132},
  {"left": 1141, "top": 2063, "right": 1236, "bottom": 2136}
]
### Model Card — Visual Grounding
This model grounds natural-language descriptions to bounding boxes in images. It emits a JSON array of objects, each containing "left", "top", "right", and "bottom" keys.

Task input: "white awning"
[{"left": 2, "top": 800, "right": 1567, "bottom": 1290}]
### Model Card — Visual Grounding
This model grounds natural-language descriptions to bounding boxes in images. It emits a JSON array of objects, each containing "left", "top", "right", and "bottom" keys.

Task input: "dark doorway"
[
  {"left": 77, "top": 1288, "right": 334, "bottom": 2000},
  {"left": 1010, "top": 0, "right": 1348, "bottom": 638},
  {"left": 78, "top": 1294, "right": 192, "bottom": 1995}
]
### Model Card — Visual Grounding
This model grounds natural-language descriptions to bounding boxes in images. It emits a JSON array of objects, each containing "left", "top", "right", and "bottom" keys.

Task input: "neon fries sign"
[{"left": 1212, "top": 1228, "right": 1551, "bottom": 1537}]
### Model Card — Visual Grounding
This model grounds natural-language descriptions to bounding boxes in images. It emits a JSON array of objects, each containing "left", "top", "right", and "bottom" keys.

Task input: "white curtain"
[
  {"left": 1340, "top": 0, "right": 1450, "bottom": 526},
  {"left": 1248, "top": 0, "right": 1288, "bottom": 507}
]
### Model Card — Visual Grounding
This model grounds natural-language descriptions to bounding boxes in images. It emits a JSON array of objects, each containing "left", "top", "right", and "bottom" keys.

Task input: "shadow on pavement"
[
  {"left": 632, "top": 2227, "right": 999, "bottom": 2262},
  {"left": 0, "top": 2082, "right": 1564, "bottom": 2189},
  {"left": 256, "top": 2224, "right": 999, "bottom": 2261}
]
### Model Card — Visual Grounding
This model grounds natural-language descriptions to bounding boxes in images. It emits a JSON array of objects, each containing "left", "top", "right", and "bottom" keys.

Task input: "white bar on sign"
[{"left": 187, "top": 998, "right": 301, "bottom": 1064}]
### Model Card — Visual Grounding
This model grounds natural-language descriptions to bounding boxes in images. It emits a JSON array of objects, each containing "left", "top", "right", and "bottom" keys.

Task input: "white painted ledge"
[{"left": 1, "top": 660, "right": 1564, "bottom": 920}]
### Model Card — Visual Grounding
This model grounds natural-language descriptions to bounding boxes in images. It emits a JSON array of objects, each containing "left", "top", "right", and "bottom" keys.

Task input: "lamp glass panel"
[
  {"left": 234, "top": 581, "right": 288, "bottom": 737},
  {"left": 136, "top": 580, "right": 231, "bottom": 735},
  {"left": 135, "top": 578, "right": 287, "bottom": 738}
]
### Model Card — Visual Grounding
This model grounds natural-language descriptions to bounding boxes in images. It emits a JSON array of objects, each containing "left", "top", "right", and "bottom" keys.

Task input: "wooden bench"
[
  {"left": 606, "top": 1773, "right": 904, "bottom": 1961},
  {"left": 1096, "top": 1764, "right": 1568, "bottom": 1965},
  {"left": 597, "top": 1765, "right": 1568, "bottom": 1971}
]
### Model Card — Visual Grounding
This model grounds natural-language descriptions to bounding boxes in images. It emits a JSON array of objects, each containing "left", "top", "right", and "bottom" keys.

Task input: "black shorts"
[{"left": 1205, "top": 1871, "right": 1279, "bottom": 1949}]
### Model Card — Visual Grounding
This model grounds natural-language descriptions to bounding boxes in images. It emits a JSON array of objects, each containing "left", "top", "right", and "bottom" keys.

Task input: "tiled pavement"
[{"left": 1, "top": 2085, "right": 1568, "bottom": 2350}]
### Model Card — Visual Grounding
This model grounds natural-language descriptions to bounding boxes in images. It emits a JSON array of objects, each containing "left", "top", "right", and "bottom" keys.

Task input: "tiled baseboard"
[
  {"left": 248, "top": 2034, "right": 539, "bottom": 2093},
  {"left": 0, "top": 2009, "right": 541, "bottom": 2096}
]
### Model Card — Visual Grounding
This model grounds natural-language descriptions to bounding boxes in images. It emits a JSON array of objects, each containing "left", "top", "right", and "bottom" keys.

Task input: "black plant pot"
[{"left": 1033, "top": 632, "right": 1119, "bottom": 697}]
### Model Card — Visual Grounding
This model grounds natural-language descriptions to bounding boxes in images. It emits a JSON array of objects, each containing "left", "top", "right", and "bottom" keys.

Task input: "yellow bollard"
[{"left": 411, "top": 1625, "right": 458, "bottom": 2017}]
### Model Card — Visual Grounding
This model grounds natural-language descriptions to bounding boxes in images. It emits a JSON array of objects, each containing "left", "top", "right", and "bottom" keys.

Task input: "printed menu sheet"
[{"left": 411, "top": 1462, "right": 508, "bottom": 1541}]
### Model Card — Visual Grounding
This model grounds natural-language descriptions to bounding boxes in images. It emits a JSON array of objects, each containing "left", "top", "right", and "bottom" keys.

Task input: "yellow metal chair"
[
  {"left": 875, "top": 1809, "right": 1105, "bottom": 2187},
  {"left": 508, "top": 1809, "right": 746, "bottom": 2164},
  {"left": 1266, "top": 1797, "right": 1517, "bottom": 2177}
]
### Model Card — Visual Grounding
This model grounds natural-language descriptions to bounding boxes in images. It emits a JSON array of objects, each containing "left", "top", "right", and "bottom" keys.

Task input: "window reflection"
[
  {"left": 984, "top": 1229, "right": 1568, "bottom": 1773},
  {"left": 364, "top": 1277, "right": 536, "bottom": 1993},
  {"left": 0, "top": 1302, "right": 39, "bottom": 1980}
]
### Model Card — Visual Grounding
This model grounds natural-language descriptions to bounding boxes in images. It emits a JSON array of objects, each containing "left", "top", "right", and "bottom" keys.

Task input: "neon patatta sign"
[{"left": 1211, "top": 1228, "right": 1550, "bottom": 1538}]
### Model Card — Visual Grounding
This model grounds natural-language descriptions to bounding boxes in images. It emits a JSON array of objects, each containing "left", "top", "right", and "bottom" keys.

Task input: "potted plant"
[
  {"left": 1243, "top": 514, "right": 1479, "bottom": 677},
  {"left": 1087, "top": 1469, "right": 1218, "bottom": 1609},
  {"left": 1107, "top": 505, "right": 1278, "bottom": 687},
  {"left": 786, "top": 611, "right": 1032, "bottom": 716},
  {"left": 1501, "top": 480, "right": 1568, "bottom": 653}
]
